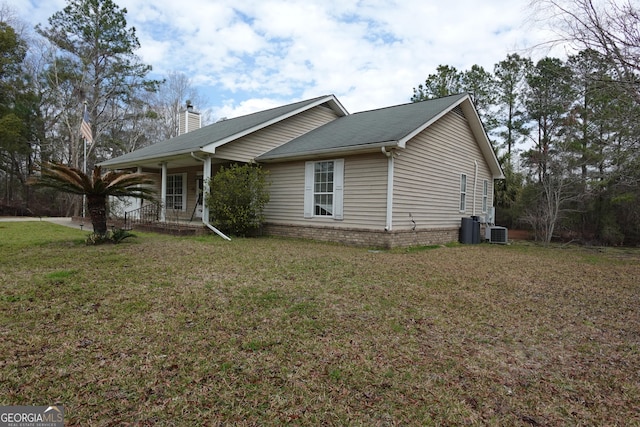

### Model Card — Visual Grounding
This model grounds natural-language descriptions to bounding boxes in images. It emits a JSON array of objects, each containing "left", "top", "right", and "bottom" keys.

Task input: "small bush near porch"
[
  {"left": 207, "top": 163, "right": 269, "bottom": 236},
  {"left": 1, "top": 222, "right": 639, "bottom": 425}
]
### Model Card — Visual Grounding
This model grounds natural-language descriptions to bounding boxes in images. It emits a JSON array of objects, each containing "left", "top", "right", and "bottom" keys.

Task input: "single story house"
[{"left": 99, "top": 93, "right": 503, "bottom": 248}]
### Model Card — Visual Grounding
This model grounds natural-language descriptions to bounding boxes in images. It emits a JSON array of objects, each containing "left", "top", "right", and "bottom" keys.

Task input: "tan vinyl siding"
[
  {"left": 215, "top": 106, "right": 340, "bottom": 162},
  {"left": 263, "top": 161, "right": 306, "bottom": 223},
  {"left": 178, "top": 111, "right": 201, "bottom": 135},
  {"left": 342, "top": 153, "right": 387, "bottom": 229},
  {"left": 263, "top": 153, "right": 387, "bottom": 229},
  {"left": 392, "top": 110, "right": 494, "bottom": 230},
  {"left": 187, "top": 112, "right": 200, "bottom": 132}
]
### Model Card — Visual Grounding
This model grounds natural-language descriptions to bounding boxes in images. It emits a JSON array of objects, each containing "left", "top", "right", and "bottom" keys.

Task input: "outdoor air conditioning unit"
[{"left": 486, "top": 226, "right": 508, "bottom": 244}]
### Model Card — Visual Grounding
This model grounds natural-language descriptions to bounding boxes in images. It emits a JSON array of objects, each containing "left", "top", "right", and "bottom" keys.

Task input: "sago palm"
[{"left": 29, "top": 163, "right": 157, "bottom": 235}]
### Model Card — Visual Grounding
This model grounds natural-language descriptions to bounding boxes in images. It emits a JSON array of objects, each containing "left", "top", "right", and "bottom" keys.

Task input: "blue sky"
[{"left": 12, "top": 0, "right": 564, "bottom": 120}]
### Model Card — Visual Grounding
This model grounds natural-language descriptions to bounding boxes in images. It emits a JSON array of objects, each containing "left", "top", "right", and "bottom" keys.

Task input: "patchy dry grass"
[{"left": 1, "top": 222, "right": 639, "bottom": 426}]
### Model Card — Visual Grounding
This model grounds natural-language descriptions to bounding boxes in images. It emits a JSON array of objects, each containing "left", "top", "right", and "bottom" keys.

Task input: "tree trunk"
[{"left": 87, "top": 194, "right": 108, "bottom": 235}]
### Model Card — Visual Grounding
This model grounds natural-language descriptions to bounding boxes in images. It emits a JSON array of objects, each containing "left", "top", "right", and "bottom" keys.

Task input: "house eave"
[
  {"left": 98, "top": 148, "right": 208, "bottom": 170},
  {"left": 256, "top": 141, "right": 399, "bottom": 163}
]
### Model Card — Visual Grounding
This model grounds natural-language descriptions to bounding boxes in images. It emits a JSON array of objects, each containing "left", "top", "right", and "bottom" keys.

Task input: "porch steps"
[{"left": 128, "top": 221, "right": 208, "bottom": 236}]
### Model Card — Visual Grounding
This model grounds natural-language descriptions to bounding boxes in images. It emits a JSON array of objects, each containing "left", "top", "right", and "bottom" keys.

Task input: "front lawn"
[{"left": 1, "top": 222, "right": 639, "bottom": 425}]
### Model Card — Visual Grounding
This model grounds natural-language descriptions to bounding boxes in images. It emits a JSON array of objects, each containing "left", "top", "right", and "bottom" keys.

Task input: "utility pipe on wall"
[{"left": 473, "top": 160, "right": 478, "bottom": 217}]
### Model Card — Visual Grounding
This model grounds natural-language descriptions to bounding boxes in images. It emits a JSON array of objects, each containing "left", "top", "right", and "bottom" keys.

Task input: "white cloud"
[
  {"left": 10, "top": 0, "right": 572, "bottom": 119},
  {"left": 213, "top": 97, "right": 285, "bottom": 120}
]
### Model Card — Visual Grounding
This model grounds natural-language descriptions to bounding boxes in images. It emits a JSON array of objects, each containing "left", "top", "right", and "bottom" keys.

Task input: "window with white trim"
[
  {"left": 482, "top": 179, "right": 488, "bottom": 213},
  {"left": 304, "top": 159, "right": 344, "bottom": 219},
  {"left": 459, "top": 173, "right": 467, "bottom": 212},
  {"left": 166, "top": 173, "right": 186, "bottom": 211},
  {"left": 315, "top": 161, "right": 334, "bottom": 216}
]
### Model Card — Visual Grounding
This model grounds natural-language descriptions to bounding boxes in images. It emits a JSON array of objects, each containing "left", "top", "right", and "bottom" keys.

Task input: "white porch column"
[
  {"left": 160, "top": 162, "right": 167, "bottom": 222},
  {"left": 202, "top": 156, "right": 211, "bottom": 224},
  {"left": 137, "top": 166, "right": 143, "bottom": 210}
]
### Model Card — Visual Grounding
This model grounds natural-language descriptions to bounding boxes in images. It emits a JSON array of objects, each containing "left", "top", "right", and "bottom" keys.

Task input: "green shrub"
[
  {"left": 85, "top": 228, "right": 136, "bottom": 245},
  {"left": 206, "top": 163, "right": 270, "bottom": 236},
  {"left": 110, "top": 228, "right": 136, "bottom": 243}
]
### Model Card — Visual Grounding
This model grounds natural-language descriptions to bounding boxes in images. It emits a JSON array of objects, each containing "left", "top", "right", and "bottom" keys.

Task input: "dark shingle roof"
[
  {"left": 257, "top": 93, "right": 467, "bottom": 161},
  {"left": 100, "top": 95, "right": 342, "bottom": 167}
]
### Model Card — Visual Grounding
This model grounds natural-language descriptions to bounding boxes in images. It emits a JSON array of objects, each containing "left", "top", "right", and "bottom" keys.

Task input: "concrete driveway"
[{"left": 0, "top": 216, "right": 88, "bottom": 230}]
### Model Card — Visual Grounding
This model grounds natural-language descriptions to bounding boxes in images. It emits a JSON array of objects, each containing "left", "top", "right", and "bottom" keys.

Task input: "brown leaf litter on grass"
[{"left": 1, "top": 224, "right": 639, "bottom": 425}]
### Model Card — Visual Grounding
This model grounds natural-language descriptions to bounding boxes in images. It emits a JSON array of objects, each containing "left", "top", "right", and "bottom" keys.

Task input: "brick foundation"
[{"left": 264, "top": 223, "right": 460, "bottom": 248}]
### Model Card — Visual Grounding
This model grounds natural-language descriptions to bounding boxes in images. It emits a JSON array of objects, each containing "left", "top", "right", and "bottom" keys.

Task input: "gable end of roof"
[{"left": 201, "top": 95, "right": 348, "bottom": 153}]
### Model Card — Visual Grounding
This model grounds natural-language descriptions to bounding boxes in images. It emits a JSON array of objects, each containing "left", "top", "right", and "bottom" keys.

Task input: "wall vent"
[{"left": 452, "top": 105, "right": 465, "bottom": 118}]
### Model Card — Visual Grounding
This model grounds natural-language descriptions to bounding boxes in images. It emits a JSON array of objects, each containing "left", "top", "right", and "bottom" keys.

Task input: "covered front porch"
[{"left": 107, "top": 153, "right": 238, "bottom": 240}]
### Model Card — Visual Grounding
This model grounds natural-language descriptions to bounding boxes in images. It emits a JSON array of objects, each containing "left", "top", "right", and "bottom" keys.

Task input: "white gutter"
[
  {"left": 382, "top": 147, "right": 395, "bottom": 231},
  {"left": 190, "top": 152, "right": 207, "bottom": 162},
  {"left": 257, "top": 140, "right": 399, "bottom": 163},
  {"left": 191, "top": 152, "right": 231, "bottom": 241}
]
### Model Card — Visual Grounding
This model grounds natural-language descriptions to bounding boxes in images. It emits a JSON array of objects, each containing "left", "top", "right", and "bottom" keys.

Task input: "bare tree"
[
  {"left": 0, "top": 3, "right": 28, "bottom": 35},
  {"left": 521, "top": 138, "right": 586, "bottom": 244},
  {"left": 531, "top": 0, "right": 640, "bottom": 100},
  {"left": 149, "top": 71, "right": 210, "bottom": 142}
]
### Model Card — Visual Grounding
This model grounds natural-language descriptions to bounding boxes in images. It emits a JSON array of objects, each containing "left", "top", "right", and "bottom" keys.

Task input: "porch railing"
[
  {"left": 121, "top": 202, "right": 205, "bottom": 234},
  {"left": 123, "top": 202, "right": 161, "bottom": 230}
]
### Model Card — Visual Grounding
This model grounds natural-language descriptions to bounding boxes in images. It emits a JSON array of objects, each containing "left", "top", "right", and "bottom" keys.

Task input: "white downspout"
[
  {"left": 160, "top": 162, "right": 167, "bottom": 222},
  {"left": 191, "top": 153, "right": 231, "bottom": 241},
  {"left": 204, "top": 219, "right": 231, "bottom": 241},
  {"left": 473, "top": 160, "right": 478, "bottom": 217},
  {"left": 382, "top": 147, "right": 394, "bottom": 231}
]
